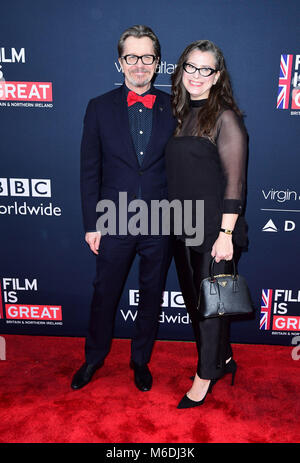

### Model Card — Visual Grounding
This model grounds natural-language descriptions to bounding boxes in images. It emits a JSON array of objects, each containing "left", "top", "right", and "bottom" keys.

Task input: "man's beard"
[{"left": 127, "top": 69, "right": 152, "bottom": 88}]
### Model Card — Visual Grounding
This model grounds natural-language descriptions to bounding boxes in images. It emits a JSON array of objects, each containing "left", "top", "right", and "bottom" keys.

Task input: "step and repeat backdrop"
[{"left": 0, "top": 1, "right": 299, "bottom": 346}]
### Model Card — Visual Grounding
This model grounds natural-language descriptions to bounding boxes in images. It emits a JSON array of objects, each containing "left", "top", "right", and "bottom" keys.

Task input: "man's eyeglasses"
[
  {"left": 121, "top": 54, "right": 157, "bottom": 65},
  {"left": 183, "top": 62, "right": 218, "bottom": 77}
]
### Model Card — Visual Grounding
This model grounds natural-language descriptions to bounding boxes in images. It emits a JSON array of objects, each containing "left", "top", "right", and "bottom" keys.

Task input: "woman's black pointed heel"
[
  {"left": 225, "top": 358, "right": 237, "bottom": 385},
  {"left": 177, "top": 379, "right": 216, "bottom": 409}
]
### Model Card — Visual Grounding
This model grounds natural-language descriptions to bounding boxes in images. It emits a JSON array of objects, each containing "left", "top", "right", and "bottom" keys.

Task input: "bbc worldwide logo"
[
  {"left": 276, "top": 54, "right": 300, "bottom": 110},
  {"left": 0, "top": 178, "right": 62, "bottom": 217},
  {"left": 0, "top": 178, "right": 51, "bottom": 197}
]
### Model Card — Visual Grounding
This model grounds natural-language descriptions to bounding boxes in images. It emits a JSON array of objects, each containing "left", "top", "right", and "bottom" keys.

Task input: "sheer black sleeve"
[{"left": 216, "top": 109, "right": 247, "bottom": 214}]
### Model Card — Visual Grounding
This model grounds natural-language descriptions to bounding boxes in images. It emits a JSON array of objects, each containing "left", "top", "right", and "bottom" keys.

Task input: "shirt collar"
[{"left": 125, "top": 83, "right": 154, "bottom": 97}]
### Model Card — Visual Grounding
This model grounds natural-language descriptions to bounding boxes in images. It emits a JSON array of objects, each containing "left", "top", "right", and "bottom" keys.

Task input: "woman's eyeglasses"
[{"left": 183, "top": 62, "right": 218, "bottom": 77}]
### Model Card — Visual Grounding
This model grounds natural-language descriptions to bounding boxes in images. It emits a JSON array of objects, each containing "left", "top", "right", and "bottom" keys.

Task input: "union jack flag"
[
  {"left": 0, "top": 281, "right": 3, "bottom": 320},
  {"left": 277, "top": 54, "right": 293, "bottom": 109},
  {"left": 260, "top": 289, "right": 273, "bottom": 330}
]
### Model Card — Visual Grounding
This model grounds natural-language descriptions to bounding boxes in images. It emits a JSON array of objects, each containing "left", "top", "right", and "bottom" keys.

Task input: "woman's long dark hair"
[{"left": 172, "top": 40, "right": 242, "bottom": 137}]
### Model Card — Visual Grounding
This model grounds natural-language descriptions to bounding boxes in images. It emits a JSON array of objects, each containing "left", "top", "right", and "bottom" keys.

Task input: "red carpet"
[{"left": 0, "top": 335, "right": 299, "bottom": 443}]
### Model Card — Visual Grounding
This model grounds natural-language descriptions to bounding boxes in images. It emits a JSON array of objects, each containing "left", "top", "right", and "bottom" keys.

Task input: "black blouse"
[{"left": 165, "top": 99, "right": 248, "bottom": 253}]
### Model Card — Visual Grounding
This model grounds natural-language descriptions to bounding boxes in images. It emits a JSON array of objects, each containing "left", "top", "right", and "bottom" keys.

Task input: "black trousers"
[
  {"left": 173, "top": 237, "right": 241, "bottom": 380},
  {"left": 84, "top": 234, "right": 171, "bottom": 367}
]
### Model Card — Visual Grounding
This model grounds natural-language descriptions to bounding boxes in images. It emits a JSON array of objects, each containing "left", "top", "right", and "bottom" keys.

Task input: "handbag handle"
[{"left": 209, "top": 257, "right": 237, "bottom": 281}]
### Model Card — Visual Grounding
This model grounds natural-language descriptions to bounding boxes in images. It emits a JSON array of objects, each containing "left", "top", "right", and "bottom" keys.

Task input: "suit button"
[{"left": 139, "top": 171, "right": 143, "bottom": 175}]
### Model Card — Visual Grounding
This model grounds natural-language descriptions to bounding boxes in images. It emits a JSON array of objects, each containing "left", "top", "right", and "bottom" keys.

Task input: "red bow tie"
[{"left": 127, "top": 91, "right": 156, "bottom": 109}]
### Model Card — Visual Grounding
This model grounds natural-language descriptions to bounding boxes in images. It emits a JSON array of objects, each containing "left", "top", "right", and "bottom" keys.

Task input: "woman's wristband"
[{"left": 220, "top": 228, "right": 233, "bottom": 235}]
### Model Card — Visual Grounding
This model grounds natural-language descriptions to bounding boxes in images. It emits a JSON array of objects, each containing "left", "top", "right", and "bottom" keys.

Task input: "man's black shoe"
[
  {"left": 71, "top": 362, "right": 103, "bottom": 390},
  {"left": 130, "top": 360, "right": 153, "bottom": 391}
]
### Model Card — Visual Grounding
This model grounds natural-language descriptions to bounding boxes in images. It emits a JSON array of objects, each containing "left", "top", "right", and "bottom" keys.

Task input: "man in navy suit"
[{"left": 71, "top": 25, "right": 176, "bottom": 391}]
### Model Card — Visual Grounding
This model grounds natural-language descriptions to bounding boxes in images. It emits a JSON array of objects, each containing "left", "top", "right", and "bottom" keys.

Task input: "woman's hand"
[{"left": 211, "top": 232, "right": 233, "bottom": 263}]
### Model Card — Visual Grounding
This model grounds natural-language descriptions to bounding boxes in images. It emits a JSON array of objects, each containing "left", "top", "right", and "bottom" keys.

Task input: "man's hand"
[{"left": 85, "top": 231, "right": 101, "bottom": 255}]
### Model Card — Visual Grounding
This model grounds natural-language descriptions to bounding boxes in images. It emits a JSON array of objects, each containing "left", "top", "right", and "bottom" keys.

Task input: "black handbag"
[{"left": 197, "top": 258, "right": 254, "bottom": 318}]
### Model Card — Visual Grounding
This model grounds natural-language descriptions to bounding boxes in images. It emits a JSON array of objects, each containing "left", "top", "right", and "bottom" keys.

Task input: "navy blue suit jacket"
[{"left": 80, "top": 84, "right": 176, "bottom": 232}]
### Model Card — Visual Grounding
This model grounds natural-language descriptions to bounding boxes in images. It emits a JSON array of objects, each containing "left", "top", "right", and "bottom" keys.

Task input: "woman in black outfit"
[{"left": 165, "top": 40, "right": 248, "bottom": 409}]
